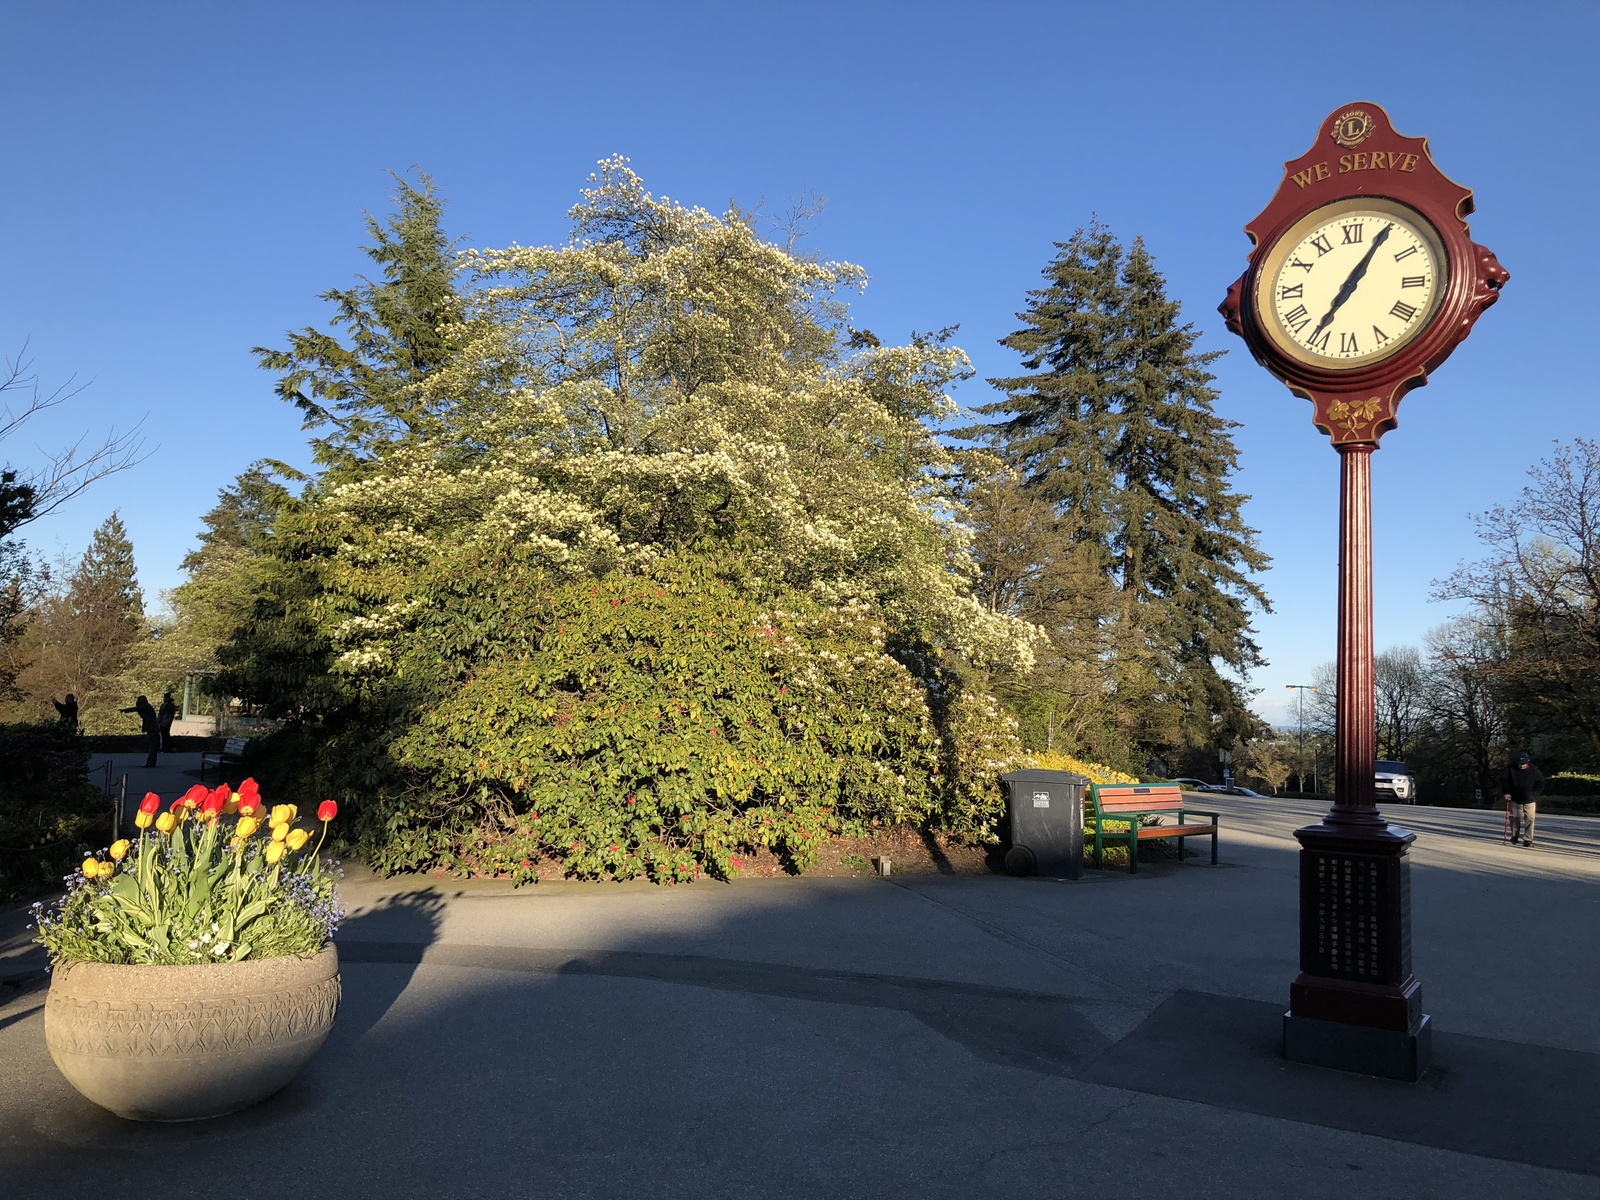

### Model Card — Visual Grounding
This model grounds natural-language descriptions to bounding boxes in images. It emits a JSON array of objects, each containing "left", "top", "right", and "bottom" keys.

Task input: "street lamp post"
[{"left": 1286, "top": 684, "right": 1316, "bottom": 793}]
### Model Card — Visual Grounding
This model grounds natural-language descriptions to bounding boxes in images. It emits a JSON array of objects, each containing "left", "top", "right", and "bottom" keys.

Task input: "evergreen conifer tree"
[
  {"left": 965, "top": 223, "right": 1270, "bottom": 750},
  {"left": 253, "top": 172, "right": 462, "bottom": 474},
  {"left": 13, "top": 512, "right": 146, "bottom": 726},
  {"left": 71, "top": 511, "right": 144, "bottom": 631}
]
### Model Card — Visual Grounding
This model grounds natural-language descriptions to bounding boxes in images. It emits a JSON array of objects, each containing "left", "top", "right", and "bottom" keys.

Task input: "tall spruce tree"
[
  {"left": 253, "top": 171, "right": 463, "bottom": 475},
  {"left": 965, "top": 223, "right": 1270, "bottom": 750},
  {"left": 13, "top": 512, "right": 146, "bottom": 726},
  {"left": 71, "top": 511, "right": 144, "bottom": 631}
]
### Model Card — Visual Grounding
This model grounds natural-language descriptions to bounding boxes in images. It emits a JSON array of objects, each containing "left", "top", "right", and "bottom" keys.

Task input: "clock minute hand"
[{"left": 1305, "top": 222, "right": 1394, "bottom": 345}]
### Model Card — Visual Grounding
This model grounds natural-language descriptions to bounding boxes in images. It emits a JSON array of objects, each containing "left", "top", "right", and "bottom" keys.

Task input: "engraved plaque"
[{"left": 1299, "top": 848, "right": 1411, "bottom": 983}]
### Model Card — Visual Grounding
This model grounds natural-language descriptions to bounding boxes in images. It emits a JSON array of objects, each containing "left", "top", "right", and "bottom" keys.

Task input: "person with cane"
[{"left": 1502, "top": 750, "right": 1546, "bottom": 849}]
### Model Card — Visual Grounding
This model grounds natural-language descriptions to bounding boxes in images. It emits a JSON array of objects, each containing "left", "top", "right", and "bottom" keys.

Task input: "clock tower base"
[
  {"left": 1282, "top": 822, "right": 1432, "bottom": 1082},
  {"left": 1284, "top": 1010, "right": 1432, "bottom": 1082}
]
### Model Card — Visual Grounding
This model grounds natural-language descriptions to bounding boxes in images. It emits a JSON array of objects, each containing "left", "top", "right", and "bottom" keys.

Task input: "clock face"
[{"left": 1256, "top": 198, "right": 1448, "bottom": 370}]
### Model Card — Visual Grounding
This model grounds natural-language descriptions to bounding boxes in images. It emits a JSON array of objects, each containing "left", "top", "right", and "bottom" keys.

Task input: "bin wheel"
[{"left": 1004, "top": 845, "right": 1037, "bottom": 877}]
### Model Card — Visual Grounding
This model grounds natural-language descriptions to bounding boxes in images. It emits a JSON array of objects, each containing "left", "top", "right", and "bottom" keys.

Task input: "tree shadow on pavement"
[{"left": 325, "top": 887, "right": 448, "bottom": 1050}]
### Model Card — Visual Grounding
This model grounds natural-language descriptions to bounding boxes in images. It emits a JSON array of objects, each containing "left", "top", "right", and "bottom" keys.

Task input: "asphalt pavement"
[{"left": 2, "top": 793, "right": 1596, "bottom": 1199}]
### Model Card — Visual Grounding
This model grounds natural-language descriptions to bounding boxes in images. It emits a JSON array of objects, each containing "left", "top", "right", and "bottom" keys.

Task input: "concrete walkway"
[
  {"left": 2, "top": 795, "right": 1596, "bottom": 1198},
  {"left": 86, "top": 752, "right": 217, "bottom": 821}
]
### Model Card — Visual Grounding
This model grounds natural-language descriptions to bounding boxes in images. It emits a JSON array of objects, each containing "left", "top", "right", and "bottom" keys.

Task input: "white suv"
[{"left": 1375, "top": 760, "right": 1416, "bottom": 804}]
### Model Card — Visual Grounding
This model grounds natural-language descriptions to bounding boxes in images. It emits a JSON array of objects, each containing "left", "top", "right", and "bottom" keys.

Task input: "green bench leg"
[{"left": 1212, "top": 830, "right": 1218, "bottom": 865}]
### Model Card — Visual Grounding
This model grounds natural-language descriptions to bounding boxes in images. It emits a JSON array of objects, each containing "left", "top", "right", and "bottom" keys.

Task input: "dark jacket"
[
  {"left": 1501, "top": 762, "right": 1546, "bottom": 805},
  {"left": 122, "top": 699, "right": 158, "bottom": 734}
]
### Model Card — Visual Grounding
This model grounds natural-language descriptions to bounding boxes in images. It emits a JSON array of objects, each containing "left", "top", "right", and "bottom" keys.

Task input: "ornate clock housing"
[
  {"left": 1221, "top": 103, "right": 1507, "bottom": 445},
  {"left": 1259, "top": 198, "right": 1445, "bottom": 368}
]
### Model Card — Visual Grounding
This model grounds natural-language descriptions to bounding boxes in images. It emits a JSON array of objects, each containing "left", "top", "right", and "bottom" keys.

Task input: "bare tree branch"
[{"left": 1, "top": 341, "right": 150, "bottom": 531}]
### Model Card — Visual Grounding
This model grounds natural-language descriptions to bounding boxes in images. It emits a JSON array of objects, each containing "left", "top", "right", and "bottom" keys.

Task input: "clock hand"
[{"left": 1305, "top": 223, "right": 1394, "bottom": 345}]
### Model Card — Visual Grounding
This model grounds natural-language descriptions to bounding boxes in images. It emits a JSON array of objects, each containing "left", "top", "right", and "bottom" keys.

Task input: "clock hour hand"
[{"left": 1305, "top": 222, "right": 1394, "bottom": 345}]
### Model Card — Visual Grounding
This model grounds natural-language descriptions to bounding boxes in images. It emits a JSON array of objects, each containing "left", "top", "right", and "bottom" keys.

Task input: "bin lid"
[{"left": 1000, "top": 769, "right": 1087, "bottom": 784}]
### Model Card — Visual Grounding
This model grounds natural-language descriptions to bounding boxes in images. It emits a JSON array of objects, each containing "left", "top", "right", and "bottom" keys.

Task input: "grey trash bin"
[{"left": 1000, "top": 769, "right": 1085, "bottom": 879}]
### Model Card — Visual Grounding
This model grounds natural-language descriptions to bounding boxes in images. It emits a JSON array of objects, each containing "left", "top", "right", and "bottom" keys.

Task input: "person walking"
[
  {"left": 1501, "top": 750, "right": 1546, "bottom": 849},
  {"left": 120, "top": 695, "right": 160, "bottom": 768},
  {"left": 157, "top": 692, "right": 177, "bottom": 752},
  {"left": 51, "top": 693, "right": 79, "bottom": 733}
]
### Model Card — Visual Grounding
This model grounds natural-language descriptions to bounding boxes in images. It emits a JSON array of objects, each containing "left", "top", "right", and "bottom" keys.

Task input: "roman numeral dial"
[{"left": 1257, "top": 200, "right": 1445, "bottom": 369}]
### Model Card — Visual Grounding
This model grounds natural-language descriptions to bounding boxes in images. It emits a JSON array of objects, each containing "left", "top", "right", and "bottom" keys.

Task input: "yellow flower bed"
[{"left": 1020, "top": 751, "right": 1139, "bottom": 786}]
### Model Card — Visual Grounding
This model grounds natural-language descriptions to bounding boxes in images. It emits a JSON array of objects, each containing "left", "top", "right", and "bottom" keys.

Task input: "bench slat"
[
  {"left": 1134, "top": 823, "right": 1218, "bottom": 839},
  {"left": 1097, "top": 798, "right": 1187, "bottom": 813}
]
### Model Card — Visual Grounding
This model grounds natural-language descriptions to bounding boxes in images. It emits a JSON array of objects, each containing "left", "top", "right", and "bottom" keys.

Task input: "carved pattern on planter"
[{"left": 45, "top": 976, "right": 341, "bottom": 1058}]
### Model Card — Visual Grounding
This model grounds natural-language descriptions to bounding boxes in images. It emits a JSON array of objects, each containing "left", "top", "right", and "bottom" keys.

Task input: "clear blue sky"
[{"left": 3, "top": 2, "right": 1594, "bottom": 725}]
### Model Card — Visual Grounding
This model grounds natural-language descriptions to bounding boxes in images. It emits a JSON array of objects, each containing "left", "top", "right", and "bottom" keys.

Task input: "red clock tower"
[{"left": 1220, "top": 103, "right": 1507, "bottom": 1080}]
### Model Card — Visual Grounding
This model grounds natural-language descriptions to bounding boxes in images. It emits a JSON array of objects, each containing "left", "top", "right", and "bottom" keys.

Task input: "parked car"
[
  {"left": 1216, "top": 785, "right": 1267, "bottom": 798},
  {"left": 1375, "top": 760, "right": 1417, "bottom": 804},
  {"left": 1165, "top": 777, "right": 1215, "bottom": 791}
]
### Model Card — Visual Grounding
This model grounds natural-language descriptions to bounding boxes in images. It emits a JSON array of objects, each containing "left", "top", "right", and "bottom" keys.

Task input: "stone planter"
[{"left": 44, "top": 944, "right": 340, "bottom": 1121}]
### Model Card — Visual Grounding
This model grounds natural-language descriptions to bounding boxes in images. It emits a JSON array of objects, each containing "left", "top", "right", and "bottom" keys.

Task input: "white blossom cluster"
[{"left": 297, "top": 158, "right": 1043, "bottom": 681}]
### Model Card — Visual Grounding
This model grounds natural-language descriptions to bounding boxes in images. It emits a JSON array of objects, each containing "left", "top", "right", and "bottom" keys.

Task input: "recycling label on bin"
[{"left": 1032, "top": 792, "right": 1050, "bottom": 807}]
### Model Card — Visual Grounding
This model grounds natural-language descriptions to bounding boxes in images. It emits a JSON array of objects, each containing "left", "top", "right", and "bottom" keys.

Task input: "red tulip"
[
  {"left": 201, "top": 789, "right": 227, "bottom": 815},
  {"left": 169, "top": 798, "right": 185, "bottom": 812},
  {"left": 139, "top": 792, "right": 162, "bottom": 815},
  {"left": 238, "top": 778, "right": 260, "bottom": 800},
  {"left": 210, "top": 784, "right": 231, "bottom": 807},
  {"left": 317, "top": 800, "right": 338, "bottom": 822}
]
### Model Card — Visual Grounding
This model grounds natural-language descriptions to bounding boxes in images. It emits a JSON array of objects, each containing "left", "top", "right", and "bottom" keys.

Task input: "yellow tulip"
[
  {"left": 224, "top": 792, "right": 240, "bottom": 815},
  {"left": 134, "top": 811, "right": 154, "bottom": 830},
  {"left": 155, "top": 812, "right": 178, "bottom": 835},
  {"left": 286, "top": 828, "right": 309, "bottom": 851},
  {"left": 270, "top": 804, "right": 298, "bottom": 826},
  {"left": 81, "top": 857, "right": 99, "bottom": 879},
  {"left": 272, "top": 822, "right": 290, "bottom": 843},
  {"left": 109, "top": 839, "right": 130, "bottom": 861},
  {"left": 99, "top": 860, "right": 117, "bottom": 878},
  {"left": 264, "top": 841, "right": 286, "bottom": 865},
  {"left": 235, "top": 816, "right": 261, "bottom": 839}
]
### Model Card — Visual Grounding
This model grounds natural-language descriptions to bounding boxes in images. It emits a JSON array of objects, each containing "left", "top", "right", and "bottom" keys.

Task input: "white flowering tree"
[{"left": 229, "top": 161, "right": 1035, "bottom": 874}]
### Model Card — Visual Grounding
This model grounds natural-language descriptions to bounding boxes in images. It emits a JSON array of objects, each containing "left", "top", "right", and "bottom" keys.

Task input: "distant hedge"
[{"left": 0, "top": 724, "right": 110, "bottom": 902}]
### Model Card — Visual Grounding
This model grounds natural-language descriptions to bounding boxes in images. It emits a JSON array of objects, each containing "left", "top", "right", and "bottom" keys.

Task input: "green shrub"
[
  {"left": 936, "top": 683, "right": 1025, "bottom": 845},
  {"left": 1545, "top": 773, "right": 1600, "bottom": 797},
  {"left": 394, "top": 569, "right": 942, "bottom": 881},
  {"left": 0, "top": 723, "right": 109, "bottom": 903}
]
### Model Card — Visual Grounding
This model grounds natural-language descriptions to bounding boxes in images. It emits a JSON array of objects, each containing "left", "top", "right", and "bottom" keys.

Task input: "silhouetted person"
[
  {"left": 1502, "top": 750, "right": 1546, "bottom": 849},
  {"left": 52, "top": 693, "right": 78, "bottom": 732},
  {"left": 158, "top": 692, "right": 177, "bottom": 752},
  {"left": 121, "top": 695, "right": 160, "bottom": 767}
]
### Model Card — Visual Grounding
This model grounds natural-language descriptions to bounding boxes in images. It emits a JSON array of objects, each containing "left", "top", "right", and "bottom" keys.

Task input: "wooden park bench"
[
  {"left": 200, "top": 737, "right": 248, "bottom": 782},
  {"left": 1086, "top": 783, "right": 1220, "bottom": 874}
]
